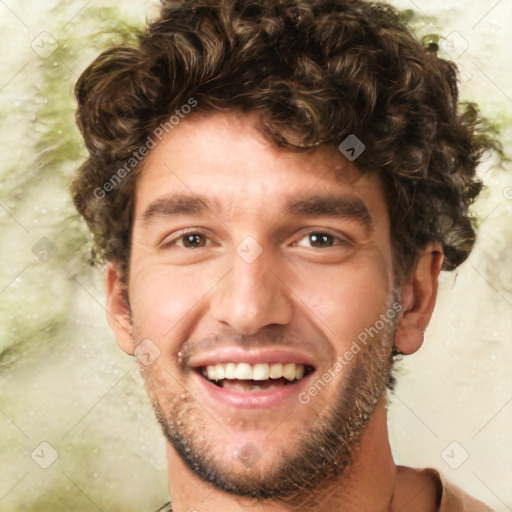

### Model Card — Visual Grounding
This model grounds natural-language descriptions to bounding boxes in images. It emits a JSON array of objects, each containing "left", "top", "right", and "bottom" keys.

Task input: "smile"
[{"left": 192, "top": 358, "right": 316, "bottom": 408}]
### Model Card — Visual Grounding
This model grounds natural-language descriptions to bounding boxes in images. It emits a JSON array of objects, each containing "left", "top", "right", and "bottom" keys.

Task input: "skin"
[{"left": 105, "top": 111, "right": 444, "bottom": 511}]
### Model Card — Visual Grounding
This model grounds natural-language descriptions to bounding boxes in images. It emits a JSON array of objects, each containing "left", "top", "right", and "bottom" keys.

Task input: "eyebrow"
[
  {"left": 287, "top": 194, "right": 374, "bottom": 230},
  {"left": 140, "top": 192, "right": 374, "bottom": 231},
  {"left": 141, "top": 193, "right": 221, "bottom": 223}
]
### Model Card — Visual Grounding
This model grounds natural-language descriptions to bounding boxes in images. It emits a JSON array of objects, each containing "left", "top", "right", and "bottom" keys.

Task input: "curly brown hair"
[{"left": 71, "top": 0, "right": 498, "bottom": 286}]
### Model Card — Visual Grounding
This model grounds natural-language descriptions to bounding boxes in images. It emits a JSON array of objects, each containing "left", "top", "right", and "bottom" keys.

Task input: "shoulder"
[
  {"left": 395, "top": 465, "right": 495, "bottom": 512},
  {"left": 433, "top": 468, "right": 495, "bottom": 512}
]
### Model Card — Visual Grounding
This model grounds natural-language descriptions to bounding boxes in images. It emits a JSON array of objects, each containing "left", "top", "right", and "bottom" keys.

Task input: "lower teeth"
[{"left": 213, "top": 377, "right": 297, "bottom": 391}]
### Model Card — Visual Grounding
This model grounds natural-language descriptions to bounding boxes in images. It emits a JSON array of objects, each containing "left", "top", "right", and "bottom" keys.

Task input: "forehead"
[{"left": 133, "top": 111, "right": 386, "bottom": 224}]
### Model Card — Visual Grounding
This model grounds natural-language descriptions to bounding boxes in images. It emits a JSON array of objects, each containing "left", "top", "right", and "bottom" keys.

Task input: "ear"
[
  {"left": 105, "top": 261, "right": 135, "bottom": 355},
  {"left": 395, "top": 243, "right": 444, "bottom": 355}
]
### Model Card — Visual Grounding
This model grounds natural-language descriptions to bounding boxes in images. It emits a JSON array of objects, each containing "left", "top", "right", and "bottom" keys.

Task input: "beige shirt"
[
  {"left": 420, "top": 467, "right": 495, "bottom": 512},
  {"left": 155, "top": 467, "right": 495, "bottom": 511}
]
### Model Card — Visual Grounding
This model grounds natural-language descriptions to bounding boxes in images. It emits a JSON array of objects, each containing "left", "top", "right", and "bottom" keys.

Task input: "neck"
[{"left": 164, "top": 396, "right": 411, "bottom": 512}]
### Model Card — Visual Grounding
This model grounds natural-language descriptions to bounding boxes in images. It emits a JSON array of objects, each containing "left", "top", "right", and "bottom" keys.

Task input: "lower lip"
[{"left": 194, "top": 371, "right": 314, "bottom": 409}]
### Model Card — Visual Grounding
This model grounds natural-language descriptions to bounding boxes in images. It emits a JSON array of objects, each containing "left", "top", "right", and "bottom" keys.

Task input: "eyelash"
[{"left": 160, "top": 228, "right": 350, "bottom": 250}]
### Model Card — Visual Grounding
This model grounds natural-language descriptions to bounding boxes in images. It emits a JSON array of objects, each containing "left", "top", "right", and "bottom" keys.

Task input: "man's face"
[{"left": 126, "top": 111, "right": 397, "bottom": 499}]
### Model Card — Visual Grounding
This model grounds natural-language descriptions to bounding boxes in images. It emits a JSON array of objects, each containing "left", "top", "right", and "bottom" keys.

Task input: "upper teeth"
[{"left": 203, "top": 362, "right": 305, "bottom": 381}]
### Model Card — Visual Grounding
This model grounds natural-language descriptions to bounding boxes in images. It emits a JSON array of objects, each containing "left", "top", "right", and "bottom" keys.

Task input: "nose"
[{"left": 210, "top": 242, "right": 294, "bottom": 335}]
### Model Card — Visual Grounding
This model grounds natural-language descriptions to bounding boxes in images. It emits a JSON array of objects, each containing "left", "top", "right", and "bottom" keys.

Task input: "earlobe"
[
  {"left": 395, "top": 243, "right": 444, "bottom": 355},
  {"left": 105, "top": 262, "right": 135, "bottom": 355}
]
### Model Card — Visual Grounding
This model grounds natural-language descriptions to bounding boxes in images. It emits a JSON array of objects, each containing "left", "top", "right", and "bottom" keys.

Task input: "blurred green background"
[{"left": 0, "top": 1, "right": 511, "bottom": 511}]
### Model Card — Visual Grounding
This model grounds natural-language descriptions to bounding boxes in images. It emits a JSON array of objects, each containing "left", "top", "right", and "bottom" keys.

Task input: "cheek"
[
  {"left": 128, "top": 261, "right": 220, "bottom": 337},
  {"left": 294, "top": 255, "right": 392, "bottom": 347}
]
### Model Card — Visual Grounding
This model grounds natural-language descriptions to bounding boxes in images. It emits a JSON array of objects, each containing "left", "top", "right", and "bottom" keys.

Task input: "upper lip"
[{"left": 188, "top": 347, "right": 317, "bottom": 369}]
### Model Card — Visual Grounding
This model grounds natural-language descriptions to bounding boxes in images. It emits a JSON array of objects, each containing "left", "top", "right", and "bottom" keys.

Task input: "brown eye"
[
  {"left": 307, "top": 232, "right": 335, "bottom": 249},
  {"left": 160, "top": 229, "right": 214, "bottom": 250},
  {"left": 180, "top": 233, "right": 207, "bottom": 249},
  {"left": 294, "top": 231, "right": 348, "bottom": 249}
]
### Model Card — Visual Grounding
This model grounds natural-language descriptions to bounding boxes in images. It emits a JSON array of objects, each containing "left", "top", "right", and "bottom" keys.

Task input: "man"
[{"left": 71, "top": 0, "right": 497, "bottom": 510}]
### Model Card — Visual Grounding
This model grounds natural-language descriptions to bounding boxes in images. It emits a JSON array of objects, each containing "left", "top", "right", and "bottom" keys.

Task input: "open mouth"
[{"left": 197, "top": 362, "right": 316, "bottom": 392}]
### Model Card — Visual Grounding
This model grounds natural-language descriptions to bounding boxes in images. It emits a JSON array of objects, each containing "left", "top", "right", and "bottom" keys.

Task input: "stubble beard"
[{"left": 135, "top": 302, "right": 398, "bottom": 505}]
